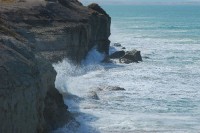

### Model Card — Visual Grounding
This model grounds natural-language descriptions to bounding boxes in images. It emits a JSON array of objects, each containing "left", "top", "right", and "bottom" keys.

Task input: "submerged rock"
[
  {"left": 109, "top": 50, "right": 125, "bottom": 59},
  {"left": 143, "top": 56, "right": 150, "bottom": 59},
  {"left": 105, "top": 86, "right": 125, "bottom": 91},
  {"left": 97, "top": 86, "right": 125, "bottom": 91},
  {"left": 113, "top": 43, "right": 122, "bottom": 47},
  {"left": 88, "top": 91, "right": 100, "bottom": 100},
  {"left": 120, "top": 49, "right": 142, "bottom": 64}
]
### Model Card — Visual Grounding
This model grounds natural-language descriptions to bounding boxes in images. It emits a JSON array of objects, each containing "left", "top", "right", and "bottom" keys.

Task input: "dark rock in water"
[
  {"left": 122, "top": 47, "right": 126, "bottom": 49},
  {"left": 105, "top": 86, "right": 125, "bottom": 91},
  {"left": 120, "top": 58, "right": 134, "bottom": 64},
  {"left": 97, "top": 86, "right": 125, "bottom": 91},
  {"left": 120, "top": 49, "right": 142, "bottom": 64},
  {"left": 143, "top": 56, "right": 150, "bottom": 59},
  {"left": 88, "top": 91, "right": 100, "bottom": 100},
  {"left": 113, "top": 43, "right": 122, "bottom": 47},
  {"left": 109, "top": 50, "right": 125, "bottom": 59}
]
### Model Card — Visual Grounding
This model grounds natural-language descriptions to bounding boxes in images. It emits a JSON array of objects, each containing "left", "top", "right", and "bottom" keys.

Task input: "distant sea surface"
[{"left": 54, "top": 5, "right": 200, "bottom": 133}]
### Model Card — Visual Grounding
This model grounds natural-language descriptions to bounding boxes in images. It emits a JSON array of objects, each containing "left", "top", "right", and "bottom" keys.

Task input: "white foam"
[{"left": 53, "top": 12, "right": 200, "bottom": 133}]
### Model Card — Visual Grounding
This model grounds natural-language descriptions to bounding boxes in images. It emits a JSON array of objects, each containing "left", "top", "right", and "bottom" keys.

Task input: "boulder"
[
  {"left": 88, "top": 91, "right": 99, "bottom": 100},
  {"left": 143, "top": 56, "right": 150, "bottom": 59},
  {"left": 113, "top": 43, "right": 122, "bottom": 47},
  {"left": 109, "top": 51, "right": 125, "bottom": 59},
  {"left": 105, "top": 86, "right": 125, "bottom": 91},
  {"left": 120, "top": 49, "right": 142, "bottom": 64}
]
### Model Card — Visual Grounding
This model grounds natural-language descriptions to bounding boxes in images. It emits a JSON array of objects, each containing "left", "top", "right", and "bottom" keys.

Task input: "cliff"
[{"left": 0, "top": 0, "right": 111, "bottom": 132}]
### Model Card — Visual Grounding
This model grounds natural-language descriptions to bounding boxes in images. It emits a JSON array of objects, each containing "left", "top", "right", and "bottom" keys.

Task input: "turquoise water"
[
  {"left": 104, "top": 5, "right": 200, "bottom": 42},
  {"left": 54, "top": 6, "right": 200, "bottom": 133}
]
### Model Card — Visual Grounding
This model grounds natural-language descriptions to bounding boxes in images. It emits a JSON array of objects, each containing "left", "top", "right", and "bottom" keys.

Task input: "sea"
[{"left": 53, "top": 5, "right": 200, "bottom": 133}]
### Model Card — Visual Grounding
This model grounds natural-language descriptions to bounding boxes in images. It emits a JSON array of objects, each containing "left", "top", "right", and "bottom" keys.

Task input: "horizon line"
[{"left": 81, "top": 2, "right": 200, "bottom": 6}]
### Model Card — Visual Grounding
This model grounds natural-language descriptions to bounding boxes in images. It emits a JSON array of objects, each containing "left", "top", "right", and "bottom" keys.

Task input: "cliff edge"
[{"left": 0, "top": 0, "right": 111, "bottom": 132}]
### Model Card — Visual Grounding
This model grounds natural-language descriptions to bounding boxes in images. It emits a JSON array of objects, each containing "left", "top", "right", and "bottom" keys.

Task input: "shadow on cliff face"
[
  {"left": 52, "top": 58, "right": 102, "bottom": 132},
  {"left": 52, "top": 93, "right": 101, "bottom": 133},
  {"left": 0, "top": 0, "right": 111, "bottom": 132}
]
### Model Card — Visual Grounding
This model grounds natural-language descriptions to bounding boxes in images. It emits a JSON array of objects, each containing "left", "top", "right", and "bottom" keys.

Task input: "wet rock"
[
  {"left": 120, "top": 49, "right": 142, "bottom": 64},
  {"left": 113, "top": 43, "right": 122, "bottom": 47},
  {"left": 109, "top": 51, "right": 125, "bottom": 59},
  {"left": 97, "top": 86, "right": 125, "bottom": 91},
  {"left": 122, "top": 47, "right": 126, "bottom": 49},
  {"left": 143, "top": 56, "right": 150, "bottom": 59},
  {"left": 105, "top": 86, "right": 125, "bottom": 91},
  {"left": 88, "top": 91, "right": 99, "bottom": 100}
]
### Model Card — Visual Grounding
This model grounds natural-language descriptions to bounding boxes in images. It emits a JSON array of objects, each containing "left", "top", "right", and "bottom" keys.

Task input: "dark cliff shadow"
[{"left": 53, "top": 93, "right": 101, "bottom": 133}]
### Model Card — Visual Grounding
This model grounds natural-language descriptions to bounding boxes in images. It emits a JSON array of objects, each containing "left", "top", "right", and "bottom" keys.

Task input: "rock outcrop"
[
  {"left": 0, "top": 0, "right": 111, "bottom": 133},
  {"left": 88, "top": 91, "right": 99, "bottom": 100},
  {"left": 99, "top": 86, "right": 125, "bottom": 91},
  {"left": 113, "top": 43, "right": 122, "bottom": 47},
  {"left": 120, "top": 49, "right": 142, "bottom": 64},
  {"left": 108, "top": 49, "right": 142, "bottom": 64},
  {"left": 109, "top": 51, "right": 125, "bottom": 59}
]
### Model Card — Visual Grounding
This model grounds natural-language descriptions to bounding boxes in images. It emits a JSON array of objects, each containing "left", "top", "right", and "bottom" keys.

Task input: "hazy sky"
[{"left": 80, "top": 0, "right": 200, "bottom": 5}]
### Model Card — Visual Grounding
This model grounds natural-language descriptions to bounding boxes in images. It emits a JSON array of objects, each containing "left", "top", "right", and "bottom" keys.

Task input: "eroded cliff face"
[
  {"left": 0, "top": 0, "right": 110, "bottom": 133},
  {"left": 0, "top": 0, "right": 111, "bottom": 63}
]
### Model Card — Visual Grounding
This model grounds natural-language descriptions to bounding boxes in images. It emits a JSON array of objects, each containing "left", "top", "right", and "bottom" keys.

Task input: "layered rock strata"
[{"left": 0, "top": 0, "right": 111, "bottom": 132}]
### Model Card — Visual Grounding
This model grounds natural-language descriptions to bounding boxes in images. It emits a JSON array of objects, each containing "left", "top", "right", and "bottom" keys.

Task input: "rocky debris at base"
[
  {"left": 105, "top": 86, "right": 125, "bottom": 91},
  {"left": 108, "top": 48, "right": 142, "bottom": 64},
  {"left": 143, "top": 56, "right": 150, "bottom": 59},
  {"left": 88, "top": 91, "right": 100, "bottom": 100},
  {"left": 113, "top": 43, "right": 122, "bottom": 47},
  {"left": 120, "top": 49, "right": 142, "bottom": 63},
  {"left": 110, "top": 42, "right": 142, "bottom": 64},
  {"left": 97, "top": 86, "right": 125, "bottom": 91}
]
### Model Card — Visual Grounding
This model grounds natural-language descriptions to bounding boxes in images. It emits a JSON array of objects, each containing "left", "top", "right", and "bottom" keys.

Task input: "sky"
[{"left": 80, "top": 0, "right": 200, "bottom": 5}]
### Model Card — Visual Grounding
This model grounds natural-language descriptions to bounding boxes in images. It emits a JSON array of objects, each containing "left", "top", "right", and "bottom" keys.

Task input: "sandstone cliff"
[{"left": 0, "top": 0, "right": 111, "bottom": 132}]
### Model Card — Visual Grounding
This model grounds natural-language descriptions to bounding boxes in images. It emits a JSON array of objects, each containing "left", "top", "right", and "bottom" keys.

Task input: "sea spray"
[
  {"left": 52, "top": 47, "right": 107, "bottom": 133},
  {"left": 53, "top": 47, "right": 105, "bottom": 95},
  {"left": 53, "top": 5, "right": 200, "bottom": 133}
]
